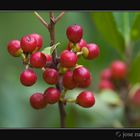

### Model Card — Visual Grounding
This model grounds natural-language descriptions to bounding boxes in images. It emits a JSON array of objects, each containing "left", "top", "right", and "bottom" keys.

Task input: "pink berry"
[
  {"left": 82, "top": 43, "right": 100, "bottom": 60},
  {"left": 43, "top": 68, "right": 59, "bottom": 85},
  {"left": 66, "top": 24, "right": 83, "bottom": 43},
  {"left": 20, "top": 69, "right": 37, "bottom": 86},
  {"left": 77, "top": 38, "right": 87, "bottom": 51},
  {"left": 99, "top": 80, "right": 114, "bottom": 90},
  {"left": 7, "top": 40, "right": 22, "bottom": 57},
  {"left": 20, "top": 35, "right": 37, "bottom": 53},
  {"left": 100, "top": 68, "right": 112, "bottom": 80},
  {"left": 60, "top": 50, "right": 78, "bottom": 68},
  {"left": 76, "top": 91, "right": 95, "bottom": 108},
  {"left": 111, "top": 60, "right": 127, "bottom": 80},
  {"left": 44, "top": 87, "right": 60, "bottom": 104},
  {"left": 73, "top": 66, "right": 91, "bottom": 84},
  {"left": 29, "top": 33, "right": 43, "bottom": 51},
  {"left": 30, "top": 93, "right": 47, "bottom": 109},
  {"left": 45, "top": 54, "right": 52, "bottom": 62},
  {"left": 30, "top": 52, "right": 46, "bottom": 68},
  {"left": 63, "top": 70, "right": 77, "bottom": 89}
]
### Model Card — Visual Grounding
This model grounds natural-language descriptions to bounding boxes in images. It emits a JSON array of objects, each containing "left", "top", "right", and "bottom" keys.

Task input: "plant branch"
[
  {"left": 55, "top": 12, "right": 65, "bottom": 23},
  {"left": 49, "top": 12, "right": 66, "bottom": 128},
  {"left": 34, "top": 11, "right": 49, "bottom": 29}
]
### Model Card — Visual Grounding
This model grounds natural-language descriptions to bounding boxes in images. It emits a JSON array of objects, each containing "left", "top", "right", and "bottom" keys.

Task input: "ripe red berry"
[
  {"left": 82, "top": 43, "right": 100, "bottom": 60},
  {"left": 44, "top": 87, "right": 60, "bottom": 104},
  {"left": 78, "top": 78, "right": 91, "bottom": 88},
  {"left": 66, "top": 24, "right": 83, "bottom": 43},
  {"left": 43, "top": 68, "right": 59, "bottom": 85},
  {"left": 7, "top": 40, "right": 23, "bottom": 57},
  {"left": 99, "top": 80, "right": 114, "bottom": 90},
  {"left": 30, "top": 52, "right": 46, "bottom": 68},
  {"left": 73, "top": 66, "right": 91, "bottom": 84},
  {"left": 60, "top": 50, "right": 78, "bottom": 68},
  {"left": 100, "top": 68, "right": 112, "bottom": 80},
  {"left": 29, "top": 33, "right": 43, "bottom": 51},
  {"left": 20, "top": 35, "right": 37, "bottom": 53},
  {"left": 130, "top": 89, "right": 140, "bottom": 106},
  {"left": 63, "top": 70, "right": 77, "bottom": 89},
  {"left": 78, "top": 38, "right": 87, "bottom": 51},
  {"left": 20, "top": 69, "right": 37, "bottom": 86},
  {"left": 76, "top": 91, "right": 95, "bottom": 108},
  {"left": 30, "top": 93, "right": 47, "bottom": 109},
  {"left": 45, "top": 54, "right": 52, "bottom": 62},
  {"left": 111, "top": 60, "right": 127, "bottom": 80}
]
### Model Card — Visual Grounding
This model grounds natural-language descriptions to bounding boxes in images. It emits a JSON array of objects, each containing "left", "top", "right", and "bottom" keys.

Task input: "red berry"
[
  {"left": 29, "top": 33, "right": 43, "bottom": 51},
  {"left": 63, "top": 70, "right": 77, "bottom": 89},
  {"left": 66, "top": 24, "right": 83, "bottom": 43},
  {"left": 78, "top": 78, "right": 91, "bottom": 88},
  {"left": 73, "top": 66, "right": 91, "bottom": 84},
  {"left": 77, "top": 38, "right": 87, "bottom": 51},
  {"left": 111, "top": 60, "right": 127, "bottom": 80},
  {"left": 20, "top": 35, "right": 37, "bottom": 53},
  {"left": 130, "top": 89, "right": 140, "bottom": 106},
  {"left": 44, "top": 87, "right": 60, "bottom": 104},
  {"left": 99, "top": 80, "right": 114, "bottom": 90},
  {"left": 30, "top": 52, "right": 46, "bottom": 68},
  {"left": 45, "top": 54, "right": 52, "bottom": 62},
  {"left": 20, "top": 69, "right": 37, "bottom": 86},
  {"left": 100, "top": 68, "right": 112, "bottom": 80},
  {"left": 30, "top": 93, "right": 47, "bottom": 109},
  {"left": 7, "top": 40, "right": 22, "bottom": 57},
  {"left": 82, "top": 43, "right": 100, "bottom": 60},
  {"left": 60, "top": 50, "right": 78, "bottom": 68},
  {"left": 43, "top": 68, "right": 59, "bottom": 85},
  {"left": 76, "top": 91, "right": 95, "bottom": 108}
]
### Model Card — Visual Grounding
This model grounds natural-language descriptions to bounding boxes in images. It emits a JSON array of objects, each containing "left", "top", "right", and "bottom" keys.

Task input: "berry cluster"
[
  {"left": 7, "top": 24, "right": 100, "bottom": 109},
  {"left": 98, "top": 60, "right": 128, "bottom": 91}
]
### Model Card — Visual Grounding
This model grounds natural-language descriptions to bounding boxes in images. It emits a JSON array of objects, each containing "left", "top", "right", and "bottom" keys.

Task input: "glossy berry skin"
[
  {"left": 44, "top": 87, "right": 60, "bottom": 104},
  {"left": 76, "top": 91, "right": 95, "bottom": 108},
  {"left": 78, "top": 38, "right": 87, "bottom": 51},
  {"left": 20, "top": 69, "right": 37, "bottom": 86},
  {"left": 20, "top": 35, "right": 37, "bottom": 53},
  {"left": 7, "top": 40, "right": 22, "bottom": 57},
  {"left": 130, "top": 89, "right": 140, "bottom": 106},
  {"left": 111, "top": 60, "right": 127, "bottom": 80},
  {"left": 63, "top": 71, "right": 77, "bottom": 89},
  {"left": 99, "top": 80, "right": 114, "bottom": 90},
  {"left": 60, "top": 50, "right": 78, "bottom": 68},
  {"left": 45, "top": 54, "right": 52, "bottom": 62},
  {"left": 73, "top": 66, "right": 91, "bottom": 84},
  {"left": 43, "top": 68, "right": 59, "bottom": 85},
  {"left": 66, "top": 24, "right": 83, "bottom": 43},
  {"left": 82, "top": 43, "right": 100, "bottom": 60},
  {"left": 29, "top": 33, "right": 43, "bottom": 51},
  {"left": 78, "top": 78, "right": 91, "bottom": 88},
  {"left": 30, "top": 52, "right": 46, "bottom": 68},
  {"left": 30, "top": 93, "right": 47, "bottom": 109},
  {"left": 100, "top": 68, "right": 112, "bottom": 80}
]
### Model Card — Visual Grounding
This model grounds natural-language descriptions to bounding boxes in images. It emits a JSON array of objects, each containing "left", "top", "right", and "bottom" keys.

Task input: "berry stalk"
[{"left": 35, "top": 11, "right": 66, "bottom": 128}]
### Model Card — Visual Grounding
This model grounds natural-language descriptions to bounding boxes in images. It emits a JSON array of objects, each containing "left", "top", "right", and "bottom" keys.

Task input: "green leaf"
[
  {"left": 130, "top": 13, "right": 140, "bottom": 41},
  {"left": 113, "top": 12, "right": 137, "bottom": 39},
  {"left": 91, "top": 12, "right": 125, "bottom": 54},
  {"left": 99, "top": 89, "right": 122, "bottom": 107},
  {"left": 129, "top": 52, "right": 140, "bottom": 84},
  {"left": 50, "top": 42, "right": 60, "bottom": 54},
  {"left": 41, "top": 47, "right": 51, "bottom": 55}
]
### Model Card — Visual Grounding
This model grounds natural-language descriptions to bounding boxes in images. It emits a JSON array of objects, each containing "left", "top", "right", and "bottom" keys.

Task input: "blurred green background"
[{"left": 0, "top": 11, "right": 140, "bottom": 128}]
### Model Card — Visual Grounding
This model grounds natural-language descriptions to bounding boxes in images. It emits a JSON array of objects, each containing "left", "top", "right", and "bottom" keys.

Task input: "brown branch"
[
  {"left": 34, "top": 11, "right": 49, "bottom": 29},
  {"left": 55, "top": 12, "right": 65, "bottom": 23},
  {"left": 49, "top": 12, "right": 66, "bottom": 128}
]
